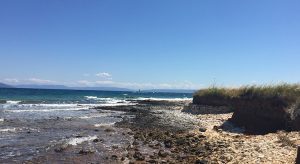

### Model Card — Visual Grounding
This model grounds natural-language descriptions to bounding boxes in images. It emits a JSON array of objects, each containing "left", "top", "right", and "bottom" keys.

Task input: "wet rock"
[
  {"left": 93, "top": 138, "right": 100, "bottom": 142},
  {"left": 78, "top": 148, "right": 95, "bottom": 155},
  {"left": 199, "top": 127, "right": 207, "bottom": 132},
  {"left": 133, "top": 151, "right": 145, "bottom": 161},
  {"left": 111, "top": 155, "right": 118, "bottom": 160},
  {"left": 147, "top": 159, "right": 158, "bottom": 163},
  {"left": 54, "top": 144, "right": 68, "bottom": 153},
  {"left": 104, "top": 128, "right": 115, "bottom": 132},
  {"left": 132, "top": 140, "right": 139, "bottom": 145},
  {"left": 158, "top": 150, "right": 169, "bottom": 158},
  {"left": 75, "top": 134, "right": 84, "bottom": 138},
  {"left": 186, "top": 133, "right": 196, "bottom": 138},
  {"left": 164, "top": 139, "right": 173, "bottom": 148},
  {"left": 128, "top": 131, "right": 134, "bottom": 135},
  {"left": 176, "top": 138, "right": 186, "bottom": 145},
  {"left": 112, "top": 145, "right": 118, "bottom": 149},
  {"left": 195, "top": 159, "right": 208, "bottom": 164}
]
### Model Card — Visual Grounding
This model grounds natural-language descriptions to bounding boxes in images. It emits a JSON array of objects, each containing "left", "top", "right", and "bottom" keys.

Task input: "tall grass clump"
[{"left": 193, "top": 83, "right": 300, "bottom": 106}]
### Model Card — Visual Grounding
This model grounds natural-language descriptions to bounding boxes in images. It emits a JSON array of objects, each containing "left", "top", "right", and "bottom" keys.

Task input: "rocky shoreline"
[
  {"left": 98, "top": 100, "right": 300, "bottom": 164},
  {"left": 7, "top": 99, "right": 298, "bottom": 163}
]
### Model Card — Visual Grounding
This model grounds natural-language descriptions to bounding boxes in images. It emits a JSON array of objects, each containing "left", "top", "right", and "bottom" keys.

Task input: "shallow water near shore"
[{"left": 0, "top": 88, "right": 192, "bottom": 162}]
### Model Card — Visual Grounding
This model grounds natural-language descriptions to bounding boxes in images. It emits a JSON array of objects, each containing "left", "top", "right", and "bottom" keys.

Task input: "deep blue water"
[{"left": 0, "top": 88, "right": 192, "bottom": 104}]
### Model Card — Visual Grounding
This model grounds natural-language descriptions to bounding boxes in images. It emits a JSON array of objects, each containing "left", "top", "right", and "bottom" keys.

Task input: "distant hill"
[
  {"left": 142, "top": 89, "right": 196, "bottom": 94},
  {"left": 16, "top": 84, "right": 69, "bottom": 90},
  {"left": 8, "top": 84, "right": 193, "bottom": 93},
  {"left": 0, "top": 82, "right": 13, "bottom": 88},
  {"left": 71, "top": 87, "right": 133, "bottom": 92},
  {"left": 15, "top": 84, "right": 133, "bottom": 92}
]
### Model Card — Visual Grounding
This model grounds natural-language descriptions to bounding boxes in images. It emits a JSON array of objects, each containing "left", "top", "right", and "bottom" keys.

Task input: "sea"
[{"left": 0, "top": 88, "right": 192, "bottom": 162}]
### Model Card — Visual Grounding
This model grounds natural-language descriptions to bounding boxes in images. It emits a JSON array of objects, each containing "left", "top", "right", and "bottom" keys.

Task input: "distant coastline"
[{"left": 0, "top": 82, "right": 195, "bottom": 93}]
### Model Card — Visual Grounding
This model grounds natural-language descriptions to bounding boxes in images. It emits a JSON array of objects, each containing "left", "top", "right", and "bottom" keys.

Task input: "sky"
[{"left": 0, "top": 0, "right": 299, "bottom": 89}]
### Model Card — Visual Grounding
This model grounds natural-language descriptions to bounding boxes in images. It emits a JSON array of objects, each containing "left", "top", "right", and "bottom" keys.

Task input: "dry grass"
[{"left": 193, "top": 83, "right": 300, "bottom": 106}]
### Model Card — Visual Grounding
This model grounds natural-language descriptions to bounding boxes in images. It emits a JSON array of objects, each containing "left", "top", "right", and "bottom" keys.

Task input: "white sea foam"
[
  {"left": 79, "top": 113, "right": 109, "bottom": 119},
  {"left": 2, "top": 102, "right": 134, "bottom": 113},
  {"left": 0, "top": 118, "right": 4, "bottom": 122},
  {"left": 67, "top": 135, "right": 97, "bottom": 146},
  {"left": 94, "top": 123, "right": 115, "bottom": 127},
  {"left": 0, "top": 128, "right": 16, "bottom": 132},
  {"left": 136, "top": 97, "right": 192, "bottom": 101},
  {"left": 8, "top": 108, "right": 88, "bottom": 113},
  {"left": 85, "top": 96, "right": 98, "bottom": 100},
  {"left": 6, "top": 101, "right": 21, "bottom": 104}
]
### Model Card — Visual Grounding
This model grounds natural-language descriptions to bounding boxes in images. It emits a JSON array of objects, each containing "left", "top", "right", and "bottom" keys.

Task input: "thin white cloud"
[
  {"left": 95, "top": 72, "right": 112, "bottom": 79},
  {"left": 95, "top": 80, "right": 114, "bottom": 85},
  {"left": 4, "top": 78, "right": 19, "bottom": 83},
  {"left": 77, "top": 80, "right": 92, "bottom": 86},
  {"left": 76, "top": 80, "right": 202, "bottom": 90},
  {"left": 27, "top": 78, "right": 57, "bottom": 84}
]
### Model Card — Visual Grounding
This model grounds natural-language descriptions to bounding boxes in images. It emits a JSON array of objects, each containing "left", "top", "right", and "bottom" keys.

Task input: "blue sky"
[{"left": 0, "top": 0, "right": 299, "bottom": 89}]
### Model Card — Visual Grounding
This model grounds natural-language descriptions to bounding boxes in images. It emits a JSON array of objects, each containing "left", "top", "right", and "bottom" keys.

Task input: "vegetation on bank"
[
  {"left": 193, "top": 83, "right": 300, "bottom": 133},
  {"left": 193, "top": 83, "right": 300, "bottom": 107}
]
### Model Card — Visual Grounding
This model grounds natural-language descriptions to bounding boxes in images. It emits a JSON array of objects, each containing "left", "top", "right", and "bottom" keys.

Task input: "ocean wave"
[
  {"left": 67, "top": 135, "right": 97, "bottom": 146},
  {"left": 94, "top": 123, "right": 115, "bottom": 127},
  {"left": 84, "top": 96, "right": 133, "bottom": 105},
  {"left": 6, "top": 101, "right": 22, "bottom": 104},
  {"left": 1, "top": 102, "right": 134, "bottom": 113},
  {"left": 0, "top": 128, "right": 16, "bottom": 132},
  {"left": 135, "top": 97, "right": 192, "bottom": 101}
]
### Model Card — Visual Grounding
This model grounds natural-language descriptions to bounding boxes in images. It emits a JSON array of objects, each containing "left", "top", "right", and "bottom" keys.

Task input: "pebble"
[
  {"left": 158, "top": 150, "right": 169, "bottom": 157},
  {"left": 133, "top": 151, "right": 145, "bottom": 161}
]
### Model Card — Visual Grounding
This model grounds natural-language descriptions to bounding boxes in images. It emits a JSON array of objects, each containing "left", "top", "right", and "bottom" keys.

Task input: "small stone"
[
  {"left": 161, "top": 160, "right": 167, "bottom": 164},
  {"left": 199, "top": 127, "right": 207, "bottom": 132},
  {"left": 176, "top": 138, "right": 186, "bottom": 145},
  {"left": 186, "top": 133, "right": 196, "bottom": 138},
  {"left": 104, "top": 128, "right": 115, "bottom": 132},
  {"left": 54, "top": 144, "right": 68, "bottom": 153},
  {"left": 198, "top": 134, "right": 206, "bottom": 138},
  {"left": 164, "top": 140, "right": 173, "bottom": 148},
  {"left": 112, "top": 145, "right": 118, "bottom": 149},
  {"left": 133, "top": 151, "right": 145, "bottom": 161},
  {"left": 147, "top": 159, "right": 157, "bottom": 163},
  {"left": 132, "top": 140, "right": 139, "bottom": 145},
  {"left": 93, "top": 138, "right": 100, "bottom": 142},
  {"left": 158, "top": 150, "right": 168, "bottom": 158},
  {"left": 128, "top": 131, "right": 134, "bottom": 135},
  {"left": 111, "top": 155, "right": 118, "bottom": 160},
  {"left": 195, "top": 159, "right": 208, "bottom": 164},
  {"left": 78, "top": 148, "right": 95, "bottom": 155}
]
